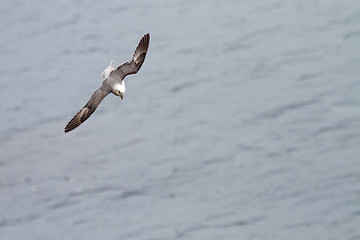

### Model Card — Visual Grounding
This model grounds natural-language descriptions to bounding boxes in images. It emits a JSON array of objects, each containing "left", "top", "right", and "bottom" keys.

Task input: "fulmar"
[{"left": 64, "top": 33, "right": 150, "bottom": 133}]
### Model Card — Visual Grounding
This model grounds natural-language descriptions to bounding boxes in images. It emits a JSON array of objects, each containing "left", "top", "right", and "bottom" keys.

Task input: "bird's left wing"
[{"left": 110, "top": 33, "right": 150, "bottom": 81}]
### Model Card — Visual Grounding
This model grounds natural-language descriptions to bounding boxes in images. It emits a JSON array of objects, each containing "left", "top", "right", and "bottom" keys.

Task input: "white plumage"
[{"left": 101, "top": 60, "right": 115, "bottom": 79}]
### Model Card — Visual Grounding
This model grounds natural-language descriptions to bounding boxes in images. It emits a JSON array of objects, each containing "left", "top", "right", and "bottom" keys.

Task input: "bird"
[{"left": 64, "top": 33, "right": 150, "bottom": 133}]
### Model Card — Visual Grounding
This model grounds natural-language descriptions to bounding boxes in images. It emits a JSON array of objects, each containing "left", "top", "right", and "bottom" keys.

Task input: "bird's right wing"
[
  {"left": 64, "top": 86, "right": 109, "bottom": 133},
  {"left": 110, "top": 33, "right": 150, "bottom": 80}
]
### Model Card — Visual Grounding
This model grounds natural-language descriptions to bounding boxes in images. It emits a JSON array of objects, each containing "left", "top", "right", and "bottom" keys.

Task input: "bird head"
[{"left": 112, "top": 82, "right": 125, "bottom": 100}]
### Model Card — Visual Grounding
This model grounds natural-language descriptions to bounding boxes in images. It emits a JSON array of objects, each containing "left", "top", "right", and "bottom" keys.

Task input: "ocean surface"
[{"left": 1, "top": 0, "right": 360, "bottom": 239}]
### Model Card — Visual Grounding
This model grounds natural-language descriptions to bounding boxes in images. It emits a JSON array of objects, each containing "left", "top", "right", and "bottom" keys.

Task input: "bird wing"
[
  {"left": 64, "top": 86, "right": 110, "bottom": 133},
  {"left": 109, "top": 33, "right": 150, "bottom": 81}
]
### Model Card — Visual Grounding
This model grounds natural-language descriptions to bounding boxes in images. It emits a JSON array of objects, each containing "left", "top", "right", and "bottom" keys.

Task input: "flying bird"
[{"left": 64, "top": 33, "right": 150, "bottom": 133}]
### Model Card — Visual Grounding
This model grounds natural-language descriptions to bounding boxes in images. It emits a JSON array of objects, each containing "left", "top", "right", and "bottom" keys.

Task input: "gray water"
[{"left": 1, "top": 0, "right": 360, "bottom": 239}]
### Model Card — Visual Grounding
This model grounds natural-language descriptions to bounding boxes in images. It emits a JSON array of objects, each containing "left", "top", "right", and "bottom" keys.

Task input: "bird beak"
[{"left": 120, "top": 95, "right": 123, "bottom": 100}]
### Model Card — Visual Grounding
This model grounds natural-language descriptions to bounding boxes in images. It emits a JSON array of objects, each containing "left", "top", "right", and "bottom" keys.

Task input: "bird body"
[{"left": 64, "top": 33, "right": 150, "bottom": 133}]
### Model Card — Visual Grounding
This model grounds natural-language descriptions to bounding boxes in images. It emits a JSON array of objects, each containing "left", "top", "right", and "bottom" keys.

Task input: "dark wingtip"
[
  {"left": 64, "top": 107, "right": 88, "bottom": 133},
  {"left": 133, "top": 33, "right": 150, "bottom": 63}
]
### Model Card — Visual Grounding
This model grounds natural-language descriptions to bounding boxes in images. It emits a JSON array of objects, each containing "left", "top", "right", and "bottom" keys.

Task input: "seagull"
[{"left": 64, "top": 33, "right": 150, "bottom": 133}]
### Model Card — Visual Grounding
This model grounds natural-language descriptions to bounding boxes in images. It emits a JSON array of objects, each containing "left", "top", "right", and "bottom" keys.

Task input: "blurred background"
[{"left": 1, "top": 0, "right": 360, "bottom": 239}]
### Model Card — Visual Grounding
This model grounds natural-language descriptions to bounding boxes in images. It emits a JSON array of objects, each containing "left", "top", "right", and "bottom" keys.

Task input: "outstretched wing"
[
  {"left": 64, "top": 86, "right": 110, "bottom": 133},
  {"left": 110, "top": 33, "right": 150, "bottom": 81}
]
